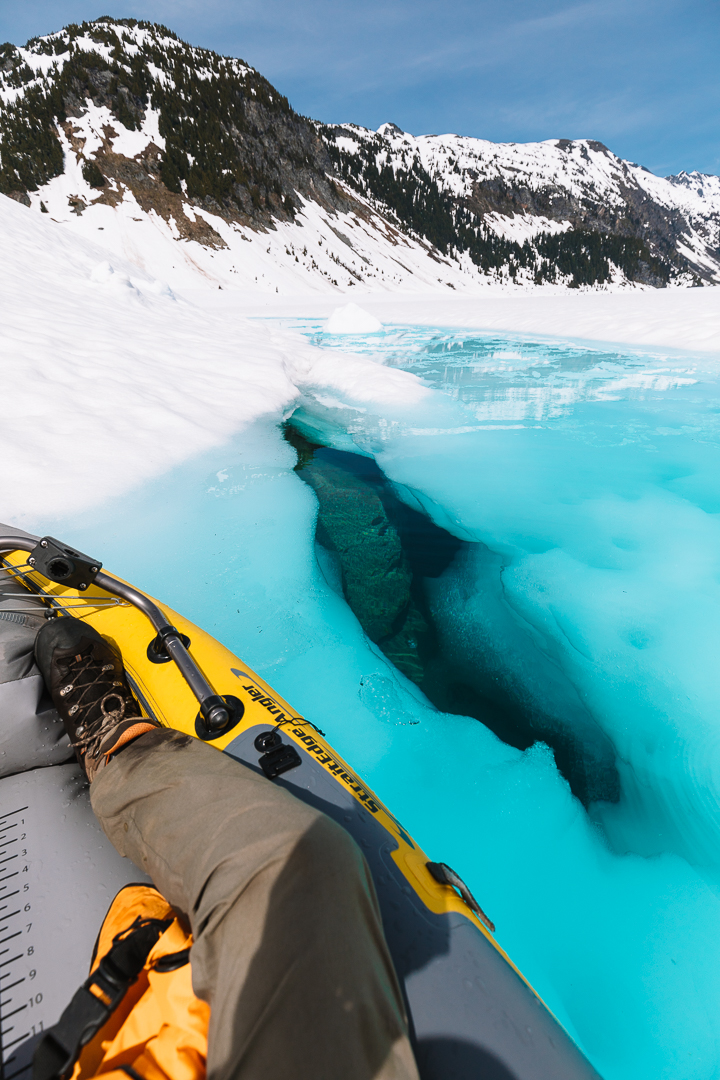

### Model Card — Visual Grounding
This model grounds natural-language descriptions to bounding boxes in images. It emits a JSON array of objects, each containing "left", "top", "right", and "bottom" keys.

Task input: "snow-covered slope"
[
  {"left": 0, "top": 20, "right": 478, "bottom": 295},
  {"left": 22, "top": 123, "right": 477, "bottom": 295},
  {"left": 1, "top": 18, "right": 719, "bottom": 293},
  {"left": 377, "top": 123, "right": 720, "bottom": 256},
  {"left": 0, "top": 190, "right": 429, "bottom": 523}
]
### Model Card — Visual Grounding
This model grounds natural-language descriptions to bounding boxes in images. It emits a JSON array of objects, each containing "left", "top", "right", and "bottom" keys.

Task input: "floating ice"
[{"left": 325, "top": 303, "right": 383, "bottom": 334}]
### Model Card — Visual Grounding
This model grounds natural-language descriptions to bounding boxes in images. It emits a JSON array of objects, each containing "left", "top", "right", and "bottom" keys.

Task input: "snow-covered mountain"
[
  {"left": 328, "top": 124, "right": 720, "bottom": 286},
  {"left": 1, "top": 17, "right": 718, "bottom": 293}
]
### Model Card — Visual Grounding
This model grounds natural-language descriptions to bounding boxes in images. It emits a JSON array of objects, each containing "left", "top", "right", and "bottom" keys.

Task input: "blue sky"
[{"left": 1, "top": 0, "right": 718, "bottom": 176}]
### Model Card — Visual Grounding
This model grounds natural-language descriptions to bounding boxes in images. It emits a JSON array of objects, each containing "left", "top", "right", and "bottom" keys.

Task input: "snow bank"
[
  {"left": 0, "top": 196, "right": 426, "bottom": 525},
  {"left": 363, "top": 291, "right": 720, "bottom": 353},
  {"left": 233, "top": 288, "right": 720, "bottom": 355},
  {"left": 324, "top": 303, "right": 382, "bottom": 333}
]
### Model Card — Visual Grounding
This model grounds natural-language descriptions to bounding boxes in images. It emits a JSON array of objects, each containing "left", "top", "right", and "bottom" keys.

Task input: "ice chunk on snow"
[
  {"left": 89, "top": 260, "right": 115, "bottom": 283},
  {"left": 325, "top": 303, "right": 382, "bottom": 334},
  {"left": 91, "top": 260, "right": 174, "bottom": 299},
  {"left": 89, "top": 259, "right": 137, "bottom": 294}
]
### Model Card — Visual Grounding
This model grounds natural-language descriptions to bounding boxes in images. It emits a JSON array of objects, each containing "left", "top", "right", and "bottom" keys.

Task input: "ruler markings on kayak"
[{"left": 0, "top": 807, "right": 43, "bottom": 1080}]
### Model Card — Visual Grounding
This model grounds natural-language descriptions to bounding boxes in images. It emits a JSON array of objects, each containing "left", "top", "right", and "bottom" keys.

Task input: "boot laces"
[{"left": 61, "top": 652, "right": 136, "bottom": 759}]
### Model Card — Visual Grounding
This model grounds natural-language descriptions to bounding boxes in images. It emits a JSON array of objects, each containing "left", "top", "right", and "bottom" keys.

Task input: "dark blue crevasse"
[{"left": 285, "top": 424, "right": 619, "bottom": 806}]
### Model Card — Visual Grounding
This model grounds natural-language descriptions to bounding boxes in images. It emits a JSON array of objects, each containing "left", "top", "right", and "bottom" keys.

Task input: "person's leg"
[{"left": 91, "top": 727, "right": 419, "bottom": 1080}]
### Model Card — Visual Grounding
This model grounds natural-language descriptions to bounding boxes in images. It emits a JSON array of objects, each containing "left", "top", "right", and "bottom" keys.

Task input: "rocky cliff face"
[
  {"left": 1, "top": 17, "right": 718, "bottom": 291},
  {"left": 0, "top": 19, "right": 353, "bottom": 231}
]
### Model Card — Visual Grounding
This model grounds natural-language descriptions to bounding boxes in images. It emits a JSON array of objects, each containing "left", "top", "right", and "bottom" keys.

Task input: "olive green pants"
[{"left": 90, "top": 728, "right": 419, "bottom": 1080}]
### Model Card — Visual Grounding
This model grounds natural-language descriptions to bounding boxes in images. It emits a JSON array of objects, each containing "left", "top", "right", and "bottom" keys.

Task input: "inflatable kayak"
[{"left": 0, "top": 524, "right": 600, "bottom": 1080}]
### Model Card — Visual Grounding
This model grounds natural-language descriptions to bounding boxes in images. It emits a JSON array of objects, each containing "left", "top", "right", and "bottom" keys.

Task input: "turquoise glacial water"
[{"left": 57, "top": 322, "right": 720, "bottom": 1080}]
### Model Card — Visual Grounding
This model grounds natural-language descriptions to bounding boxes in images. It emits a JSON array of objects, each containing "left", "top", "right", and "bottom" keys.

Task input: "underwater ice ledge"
[{"left": 50, "top": 404, "right": 720, "bottom": 1080}]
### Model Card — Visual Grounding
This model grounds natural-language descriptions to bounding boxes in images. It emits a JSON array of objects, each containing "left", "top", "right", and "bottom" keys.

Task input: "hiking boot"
[{"left": 35, "top": 618, "right": 157, "bottom": 781}]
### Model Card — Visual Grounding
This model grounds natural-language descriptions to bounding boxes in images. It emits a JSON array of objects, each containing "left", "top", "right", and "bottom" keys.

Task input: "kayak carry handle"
[{"left": 0, "top": 535, "right": 234, "bottom": 737}]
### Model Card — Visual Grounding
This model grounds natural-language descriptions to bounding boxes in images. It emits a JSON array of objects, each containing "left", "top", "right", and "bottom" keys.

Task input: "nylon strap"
[{"left": 32, "top": 917, "right": 171, "bottom": 1080}]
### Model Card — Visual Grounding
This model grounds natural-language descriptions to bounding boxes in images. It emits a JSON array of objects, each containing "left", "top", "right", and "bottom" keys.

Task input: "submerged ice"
[
  {"left": 52, "top": 323, "right": 720, "bottom": 1080},
  {"left": 286, "top": 431, "right": 616, "bottom": 805}
]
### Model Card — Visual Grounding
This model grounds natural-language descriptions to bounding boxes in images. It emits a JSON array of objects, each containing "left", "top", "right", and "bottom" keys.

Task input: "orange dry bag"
[{"left": 33, "top": 886, "right": 210, "bottom": 1080}]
